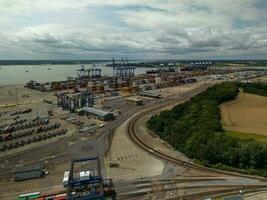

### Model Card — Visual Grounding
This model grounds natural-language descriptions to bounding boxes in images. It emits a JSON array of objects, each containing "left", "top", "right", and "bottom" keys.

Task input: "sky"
[{"left": 0, "top": 0, "right": 266, "bottom": 60}]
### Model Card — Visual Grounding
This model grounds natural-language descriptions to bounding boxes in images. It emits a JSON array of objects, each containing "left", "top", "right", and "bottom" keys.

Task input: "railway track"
[
  {"left": 116, "top": 179, "right": 267, "bottom": 192},
  {"left": 125, "top": 85, "right": 267, "bottom": 199},
  {"left": 116, "top": 178, "right": 267, "bottom": 200}
]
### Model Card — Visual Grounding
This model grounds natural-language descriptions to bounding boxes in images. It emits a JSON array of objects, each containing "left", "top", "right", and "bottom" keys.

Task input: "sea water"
[{"left": 0, "top": 64, "right": 152, "bottom": 85}]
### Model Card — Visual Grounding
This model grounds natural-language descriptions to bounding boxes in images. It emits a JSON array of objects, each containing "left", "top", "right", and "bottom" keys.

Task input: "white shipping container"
[
  {"left": 63, "top": 171, "right": 69, "bottom": 187},
  {"left": 80, "top": 171, "right": 90, "bottom": 181}
]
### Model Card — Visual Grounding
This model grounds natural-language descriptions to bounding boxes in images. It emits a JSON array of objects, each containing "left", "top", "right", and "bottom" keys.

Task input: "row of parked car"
[
  {"left": 10, "top": 108, "right": 32, "bottom": 116},
  {"left": 0, "top": 129, "right": 67, "bottom": 152},
  {"left": 9, "top": 119, "right": 27, "bottom": 126},
  {"left": 1, "top": 118, "right": 49, "bottom": 134},
  {"left": 0, "top": 123, "right": 61, "bottom": 142}
]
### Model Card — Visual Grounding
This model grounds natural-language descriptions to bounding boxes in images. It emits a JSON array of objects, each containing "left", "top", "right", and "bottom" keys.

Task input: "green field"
[{"left": 226, "top": 130, "right": 267, "bottom": 144}]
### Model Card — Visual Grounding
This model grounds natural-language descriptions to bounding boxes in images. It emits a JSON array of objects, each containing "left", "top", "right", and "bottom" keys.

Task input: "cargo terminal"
[{"left": 1, "top": 59, "right": 267, "bottom": 200}]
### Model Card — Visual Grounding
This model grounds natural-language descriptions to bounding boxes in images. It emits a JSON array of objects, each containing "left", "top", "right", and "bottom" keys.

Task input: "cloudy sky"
[{"left": 0, "top": 0, "right": 266, "bottom": 60}]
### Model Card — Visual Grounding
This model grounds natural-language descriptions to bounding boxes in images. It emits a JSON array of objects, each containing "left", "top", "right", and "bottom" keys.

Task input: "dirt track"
[{"left": 220, "top": 92, "right": 267, "bottom": 136}]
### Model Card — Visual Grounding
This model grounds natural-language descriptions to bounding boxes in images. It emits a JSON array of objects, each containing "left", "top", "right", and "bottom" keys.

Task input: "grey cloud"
[
  {"left": 164, "top": 47, "right": 216, "bottom": 55},
  {"left": 32, "top": 34, "right": 60, "bottom": 44},
  {"left": 190, "top": 39, "right": 222, "bottom": 48},
  {"left": 0, "top": 0, "right": 266, "bottom": 59}
]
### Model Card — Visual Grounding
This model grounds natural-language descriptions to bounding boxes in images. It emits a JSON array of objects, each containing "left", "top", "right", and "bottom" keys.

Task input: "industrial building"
[
  {"left": 14, "top": 163, "right": 46, "bottom": 181},
  {"left": 139, "top": 91, "right": 162, "bottom": 99},
  {"left": 78, "top": 107, "right": 114, "bottom": 121}
]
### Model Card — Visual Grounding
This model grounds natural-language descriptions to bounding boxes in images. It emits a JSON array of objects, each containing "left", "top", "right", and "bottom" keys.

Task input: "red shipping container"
[{"left": 54, "top": 193, "right": 66, "bottom": 200}]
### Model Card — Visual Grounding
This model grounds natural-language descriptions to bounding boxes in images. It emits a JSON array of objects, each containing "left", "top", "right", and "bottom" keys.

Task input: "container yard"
[{"left": 1, "top": 59, "right": 267, "bottom": 200}]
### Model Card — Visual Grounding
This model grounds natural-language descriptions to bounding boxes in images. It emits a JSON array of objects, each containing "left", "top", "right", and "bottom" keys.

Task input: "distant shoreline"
[{"left": 0, "top": 59, "right": 267, "bottom": 66}]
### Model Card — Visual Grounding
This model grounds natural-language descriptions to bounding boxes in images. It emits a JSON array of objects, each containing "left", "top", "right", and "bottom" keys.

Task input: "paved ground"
[
  {"left": 106, "top": 114, "right": 164, "bottom": 181},
  {"left": 0, "top": 84, "right": 55, "bottom": 107}
]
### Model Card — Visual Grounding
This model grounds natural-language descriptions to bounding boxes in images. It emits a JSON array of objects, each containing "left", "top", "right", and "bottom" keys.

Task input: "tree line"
[
  {"left": 238, "top": 81, "right": 267, "bottom": 97},
  {"left": 147, "top": 82, "right": 267, "bottom": 177}
]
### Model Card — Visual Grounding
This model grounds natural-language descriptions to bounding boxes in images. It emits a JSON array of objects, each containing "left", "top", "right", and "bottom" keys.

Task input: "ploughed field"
[{"left": 221, "top": 91, "right": 267, "bottom": 137}]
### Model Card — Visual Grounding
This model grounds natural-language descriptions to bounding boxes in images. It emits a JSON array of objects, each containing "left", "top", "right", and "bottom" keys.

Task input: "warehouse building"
[
  {"left": 14, "top": 163, "right": 45, "bottom": 181},
  {"left": 78, "top": 107, "right": 114, "bottom": 121}
]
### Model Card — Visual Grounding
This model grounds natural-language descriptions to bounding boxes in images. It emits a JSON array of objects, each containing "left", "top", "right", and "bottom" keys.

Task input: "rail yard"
[{"left": 1, "top": 60, "right": 267, "bottom": 200}]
